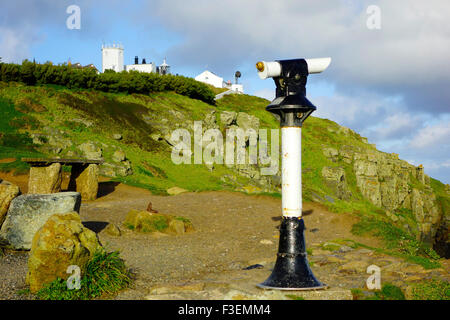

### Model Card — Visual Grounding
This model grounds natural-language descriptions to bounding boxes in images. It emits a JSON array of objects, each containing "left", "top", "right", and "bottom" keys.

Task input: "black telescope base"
[{"left": 257, "top": 217, "right": 327, "bottom": 291}]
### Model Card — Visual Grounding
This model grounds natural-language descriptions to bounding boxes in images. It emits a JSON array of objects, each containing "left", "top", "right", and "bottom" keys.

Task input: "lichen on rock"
[{"left": 26, "top": 212, "right": 102, "bottom": 293}]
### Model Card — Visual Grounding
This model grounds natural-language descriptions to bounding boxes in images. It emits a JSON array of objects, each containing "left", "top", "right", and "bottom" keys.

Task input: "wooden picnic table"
[{"left": 22, "top": 158, "right": 104, "bottom": 200}]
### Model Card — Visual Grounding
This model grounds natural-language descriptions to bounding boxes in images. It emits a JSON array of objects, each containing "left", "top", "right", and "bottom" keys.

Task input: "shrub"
[
  {"left": 0, "top": 61, "right": 215, "bottom": 104},
  {"left": 35, "top": 250, "right": 132, "bottom": 300}
]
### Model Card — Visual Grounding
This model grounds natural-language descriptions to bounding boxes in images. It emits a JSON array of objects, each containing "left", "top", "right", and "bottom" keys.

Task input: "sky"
[{"left": 1, "top": 0, "right": 449, "bottom": 183}]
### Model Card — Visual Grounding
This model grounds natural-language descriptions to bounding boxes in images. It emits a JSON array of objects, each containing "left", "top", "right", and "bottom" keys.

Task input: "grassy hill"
[{"left": 0, "top": 80, "right": 448, "bottom": 263}]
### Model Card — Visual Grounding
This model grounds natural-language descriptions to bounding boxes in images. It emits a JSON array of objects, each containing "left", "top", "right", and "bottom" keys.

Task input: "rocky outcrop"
[
  {"left": 0, "top": 192, "right": 81, "bottom": 250},
  {"left": 26, "top": 212, "right": 102, "bottom": 293},
  {"left": 320, "top": 139, "right": 444, "bottom": 249},
  {"left": 0, "top": 180, "right": 20, "bottom": 227},
  {"left": 321, "top": 166, "right": 351, "bottom": 200},
  {"left": 236, "top": 112, "right": 260, "bottom": 132},
  {"left": 220, "top": 111, "right": 237, "bottom": 127}
]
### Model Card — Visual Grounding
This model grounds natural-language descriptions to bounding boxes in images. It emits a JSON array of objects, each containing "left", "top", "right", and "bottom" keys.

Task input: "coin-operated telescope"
[{"left": 256, "top": 57, "right": 331, "bottom": 290}]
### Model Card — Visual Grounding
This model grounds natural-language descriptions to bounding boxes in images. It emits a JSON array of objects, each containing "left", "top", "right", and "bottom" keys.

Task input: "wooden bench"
[{"left": 22, "top": 158, "right": 104, "bottom": 201}]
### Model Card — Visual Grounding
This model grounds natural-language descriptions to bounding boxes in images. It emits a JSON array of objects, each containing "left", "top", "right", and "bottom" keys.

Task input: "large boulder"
[
  {"left": 28, "top": 163, "right": 62, "bottom": 194},
  {"left": 0, "top": 192, "right": 81, "bottom": 250},
  {"left": 26, "top": 212, "right": 102, "bottom": 293},
  {"left": 0, "top": 180, "right": 20, "bottom": 227}
]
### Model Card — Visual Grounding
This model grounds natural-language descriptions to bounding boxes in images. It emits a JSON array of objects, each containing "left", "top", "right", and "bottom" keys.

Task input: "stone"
[
  {"left": 112, "top": 150, "right": 126, "bottom": 163},
  {"left": 354, "top": 160, "right": 378, "bottom": 177},
  {"left": 112, "top": 133, "right": 122, "bottom": 140},
  {"left": 167, "top": 186, "right": 188, "bottom": 195},
  {"left": 339, "top": 145, "right": 354, "bottom": 164},
  {"left": 223, "top": 288, "right": 353, "bottom": 300},
  {"left": 99, "top": 161, "right": 133, "bottom": 178},
  {"left": 220, "top": 111, "right": 237, "bottom": 127},
  {"left": 124, "top": 209, "right": 193, "bottom": 234},
  {"left": 168, "top": 219, "right": 185, "bottom": 235},
  {"left": 0, "top": 180, "right": 20, "bottom": 227},
  {"left": 28, "top": 163, "right": 62, "bottom": 194},
  {"left": 355, "top": 176, "right": 382, "bottom": 207},
  {"left": 150, "top": 133, "right": 162, "bottom": 141},
  {"left": 204, "top": 110, "right": 218, "bottom": 129},
  {"left": 26, "top": 212, "right": 102, "bottom": 293},
  {"left": 242, "top": 185, "right": 262, "bottom": 194},
  {"left": 0, "top": 192, "right": 81, "bottom": 250},
  {"left": 338, "top": 260, "right": 370, "bottom": 274},
  {"left": 78, "top": 142, "right": 102, "bottom": 160},
  {"left": 70, "top": 164, "right": 99, "bottom": 201},
  {"left": 236, "top": 112, "right": 260, "bottom": 132},
  {"left": 322, "top": 147, "right": 339, "bottom": 161},
  {"left": 386, "top": 210, "right": 399, "bottom": 222},
  {"left": 103, "top": 223, "right": 121, "bottom": 237},
  {"left": 321, "top": 166, "right": 352, "bottom": 200}
]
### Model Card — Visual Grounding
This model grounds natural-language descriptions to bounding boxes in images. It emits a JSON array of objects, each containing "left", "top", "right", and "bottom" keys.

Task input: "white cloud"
[
  {"left": 148, "top": 0, "right": 450, "bottom": 113},
  {"left": 253, "top": 88, "right": 274, "bottom": 101},
  {"left": 0, "top": 27, "right": 31, "bottom": 63},
  {"left": 409, "top": 121, "right": 450, "bottom": 149}
]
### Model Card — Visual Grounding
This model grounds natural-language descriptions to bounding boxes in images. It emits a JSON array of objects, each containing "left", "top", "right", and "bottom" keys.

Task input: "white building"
[
  {"left": 195, "top": 70, "right": 244, "bottom": 93},
  {"left": 231, "top": 84, "right": 244, "bottom": 93},
  {"left": 101, "top": 44, "right": 170, "bottom": 75},
  {"left": 125, "top": 56, "right": 156, "bottom": 73},
  {"left": 195, "top": 70, "right": 226, "bottom": 88},
  {"left": 101, "top": 44, "right": 124, "bottom": 73}
]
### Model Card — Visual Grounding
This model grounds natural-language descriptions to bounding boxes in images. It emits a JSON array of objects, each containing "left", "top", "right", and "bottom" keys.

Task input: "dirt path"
[
  {"left": 1, "top": 176, "right": 448, "bottom": 300},
  {"left": 80, "top": 182, "right": 383, "bottom": 299}
]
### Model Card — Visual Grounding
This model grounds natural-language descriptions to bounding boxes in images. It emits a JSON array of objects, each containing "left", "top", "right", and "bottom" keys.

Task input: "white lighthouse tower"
[{"left": 101, "top": 43, "right": 124, "bottom": 73}]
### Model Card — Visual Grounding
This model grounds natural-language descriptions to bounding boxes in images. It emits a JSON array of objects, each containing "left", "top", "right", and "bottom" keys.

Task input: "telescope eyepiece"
[{"left": 256, "top": 61, "right": 265, "bottom": 72}]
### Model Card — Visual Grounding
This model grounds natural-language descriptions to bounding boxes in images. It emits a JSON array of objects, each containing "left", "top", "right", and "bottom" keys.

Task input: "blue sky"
[{"left": 1, "top": 0, "right": 449, "bottom": 183}]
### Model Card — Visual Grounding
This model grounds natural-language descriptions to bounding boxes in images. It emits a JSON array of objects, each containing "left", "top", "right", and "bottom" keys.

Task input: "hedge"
[{"left": 0, "top": 60, "right": 215, "bottom": 104}]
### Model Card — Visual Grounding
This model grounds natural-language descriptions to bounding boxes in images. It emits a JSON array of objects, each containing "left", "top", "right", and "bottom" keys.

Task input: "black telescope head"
[{"left": 256, "top": 58, "right": 330, "bottom": 127}]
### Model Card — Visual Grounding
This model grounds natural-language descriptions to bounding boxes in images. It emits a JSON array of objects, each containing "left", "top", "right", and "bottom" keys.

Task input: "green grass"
[
  {"left": 1, "top": 81, "right": 448, "bottom": 264},
  {"left": 408, "top": 279, "right": 450, "bottom": 300},
  {"left": 334, "top": 238, "right": 441, "bottom": 270},
  {"left": 0, "top": 96, "right": 43, "bottom": 173},
  {"left": 35, "top": 250, "right": 132, "bottom": 300},
  {"left": 352, "top": 284, "right": 406, "bottom": 300},
  {"left": 285, "top": 294, "right": 305, "bottom": 300}
]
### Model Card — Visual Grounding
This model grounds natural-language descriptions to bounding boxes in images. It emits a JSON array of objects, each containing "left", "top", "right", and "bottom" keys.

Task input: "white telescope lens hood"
[{"left": 257, "top": 57, "right": 331, "bottom": 79}]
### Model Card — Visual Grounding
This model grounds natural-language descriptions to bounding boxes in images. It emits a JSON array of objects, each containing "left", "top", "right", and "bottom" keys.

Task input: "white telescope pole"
[
  {"left": 257, "top": 57, "right": 329, "bottom": 290},
  {"left": 281, "top": 127, "right": 302, "bottom": 218}
]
